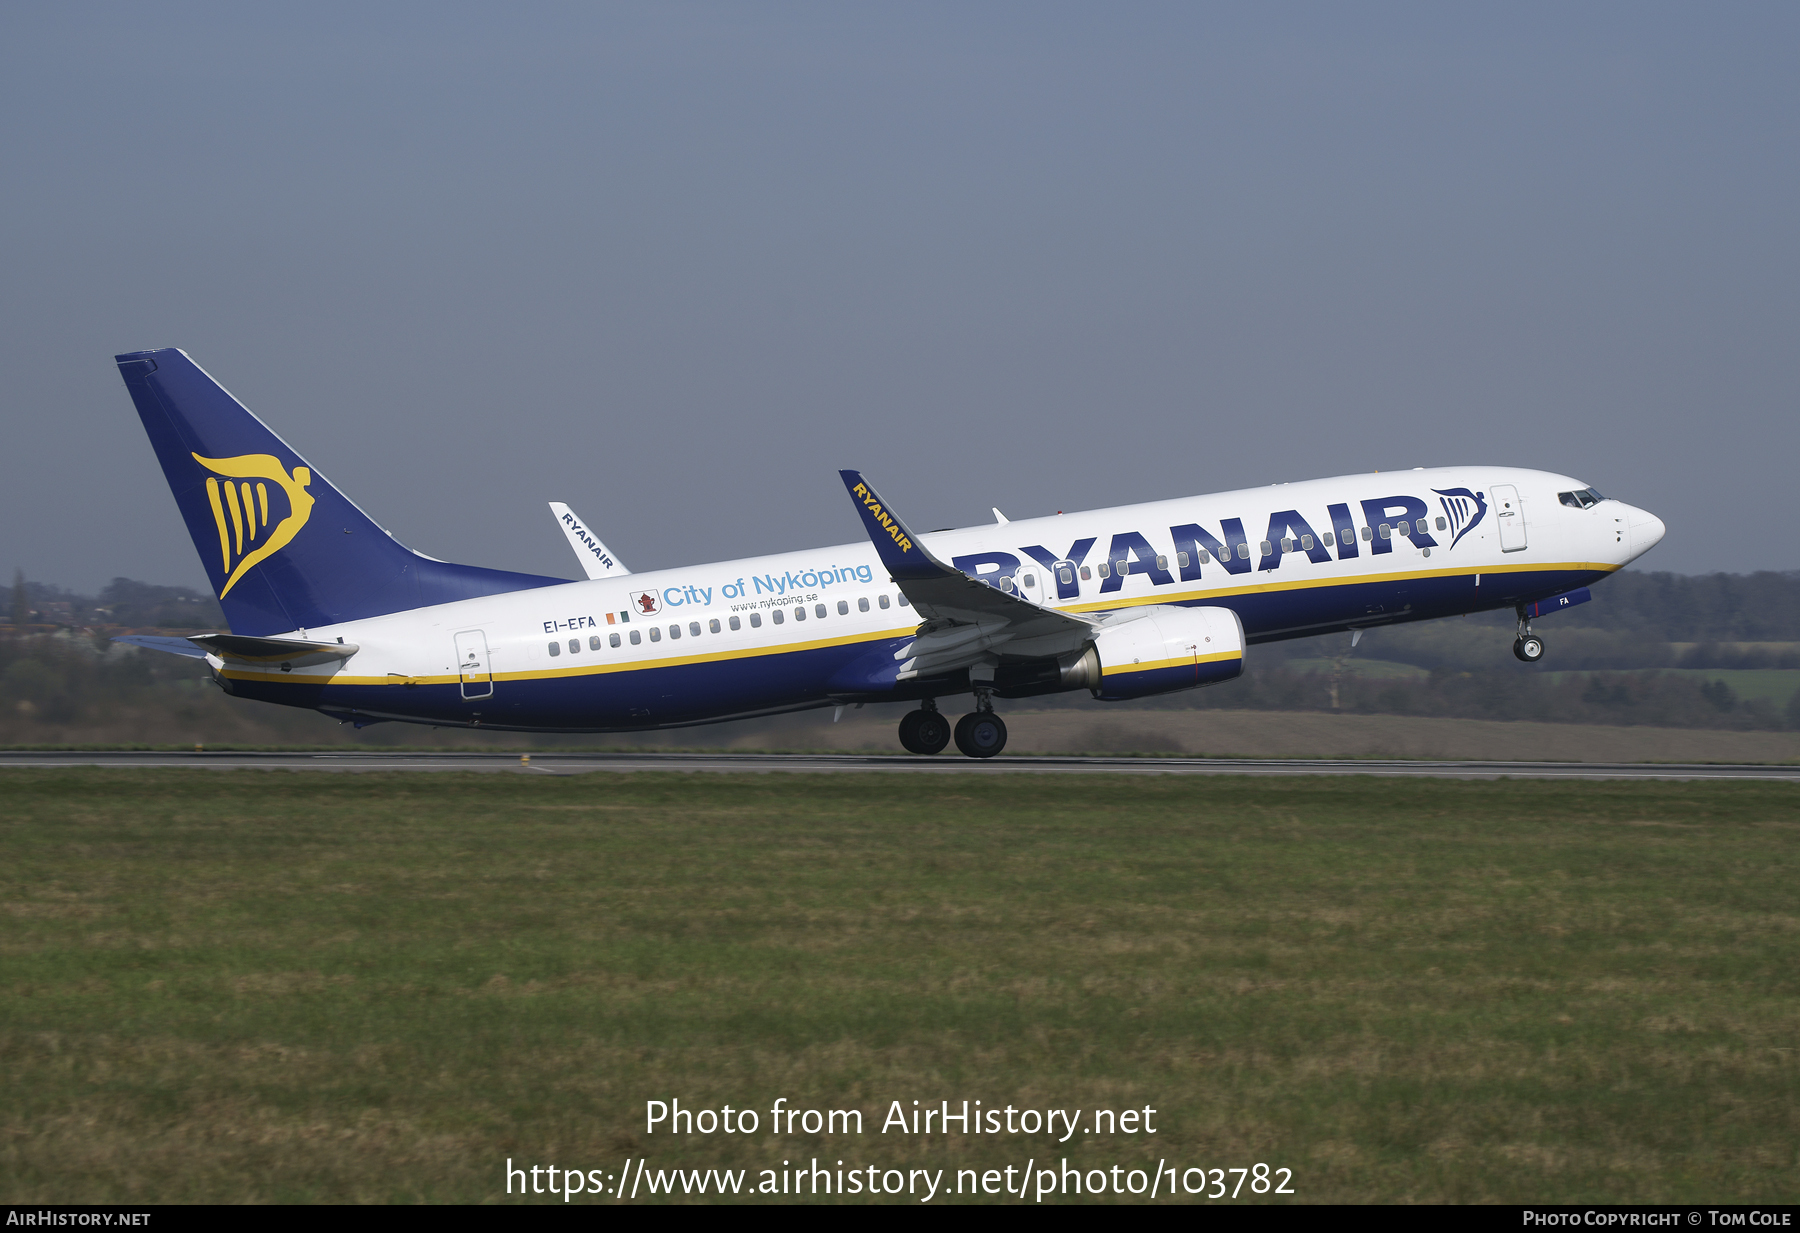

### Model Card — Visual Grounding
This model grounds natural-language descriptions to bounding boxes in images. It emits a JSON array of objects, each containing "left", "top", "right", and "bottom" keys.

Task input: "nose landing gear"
[{"left": 1513, "top": 607, "right": 1546, "bottom": 662}]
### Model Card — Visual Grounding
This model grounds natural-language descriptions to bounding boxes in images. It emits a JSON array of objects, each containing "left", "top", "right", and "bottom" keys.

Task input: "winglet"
[
  {"left": 839, "top": 470, "right": 951, "bottom": 581},
  {"left": 548, "top": 501, "right": 630, "bottom": 579}
]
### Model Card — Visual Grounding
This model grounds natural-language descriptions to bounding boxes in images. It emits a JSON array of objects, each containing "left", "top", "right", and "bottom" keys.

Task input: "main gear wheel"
[
  {"left": 952, "top": 711, "right": 1008, "bottom": 758},
  {"left": 898, "top": 708, "right": 952, "bottom": 754}
]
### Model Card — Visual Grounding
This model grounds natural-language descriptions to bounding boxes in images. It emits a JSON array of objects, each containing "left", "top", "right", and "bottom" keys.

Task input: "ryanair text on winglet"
[{"left": 853, "top": 483, "right": 913, "bottom": 554}]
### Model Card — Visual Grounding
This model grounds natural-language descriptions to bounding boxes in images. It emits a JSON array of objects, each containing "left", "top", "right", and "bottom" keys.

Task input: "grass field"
[{"left": 2, "top": 770, "right": 1797, "bottom": 1204}]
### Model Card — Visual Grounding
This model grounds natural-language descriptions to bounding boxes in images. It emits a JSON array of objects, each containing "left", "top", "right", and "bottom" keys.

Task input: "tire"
[
  {"left": 1513, "top": 635, "right": 1545, "bottom": 663},
  {"left": 952, "top": 712, "right": 1008, "bottom": 758},
  {"left": 899, "top": 708, "right": 950, "bottom": 755}
]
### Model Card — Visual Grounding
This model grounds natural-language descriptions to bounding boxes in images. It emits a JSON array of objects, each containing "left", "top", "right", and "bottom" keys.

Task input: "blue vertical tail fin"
[{"left": 115, "top": 348, "right": 563, "bottom": 635}]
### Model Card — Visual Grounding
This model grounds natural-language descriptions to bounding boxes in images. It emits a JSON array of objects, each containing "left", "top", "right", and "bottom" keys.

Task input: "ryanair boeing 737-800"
[{"left": 113, "top": 349, "right": 1666, "bottom": 757}]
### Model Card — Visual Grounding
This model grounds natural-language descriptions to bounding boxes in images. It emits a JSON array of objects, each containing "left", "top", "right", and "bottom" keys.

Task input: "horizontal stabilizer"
[
  {"left": 112, "top": 635, "right": 210, "bottom": 659},
  {"left": 187, "top": 633, "right": 359, "bottom": 667}
]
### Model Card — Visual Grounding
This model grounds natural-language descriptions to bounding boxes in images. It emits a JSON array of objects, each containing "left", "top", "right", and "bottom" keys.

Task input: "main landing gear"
[
  {"left": 897, "top": 694, "right": 1010, "bottom": 758},
  {"left": 953, "top": 710, "right": 1008, "bottom": 759},
  {"left": 1513, "top": 608, "right": 1545, "bottom": 663},
  {"left": 898, "top": 701, "right": 952, "bottom": 755}
]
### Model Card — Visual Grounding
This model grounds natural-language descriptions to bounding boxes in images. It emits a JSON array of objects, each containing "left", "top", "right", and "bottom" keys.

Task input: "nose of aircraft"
[{"left": 1625, "top": 505, "right": 1666, "bottom": 557}]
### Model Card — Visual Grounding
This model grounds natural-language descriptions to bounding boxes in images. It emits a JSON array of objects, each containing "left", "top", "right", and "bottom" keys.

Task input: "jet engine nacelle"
[{"left": 1059, "top": 604, "right": 1245, "bottom": 701}]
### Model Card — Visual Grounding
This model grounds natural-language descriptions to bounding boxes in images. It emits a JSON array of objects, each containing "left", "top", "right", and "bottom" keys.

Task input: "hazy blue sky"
[{"left": 4, "top": 3, "right": 1796, "bottom": 593}]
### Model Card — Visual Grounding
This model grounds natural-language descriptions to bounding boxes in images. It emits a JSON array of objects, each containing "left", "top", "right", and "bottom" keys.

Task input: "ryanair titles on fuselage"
[{"left": 532, "top": 480, "right": 1499, "bottom": 629}]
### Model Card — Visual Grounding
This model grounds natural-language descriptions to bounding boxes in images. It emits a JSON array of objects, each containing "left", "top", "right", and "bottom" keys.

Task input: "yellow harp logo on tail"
[{"left": 192, "top": 453, "right": 315, "bottom": 597}]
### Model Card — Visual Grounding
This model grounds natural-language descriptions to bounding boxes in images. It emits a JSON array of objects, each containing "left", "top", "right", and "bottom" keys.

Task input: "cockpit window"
[{"left": 1559, "top": 488, "right": 1604, "bottom": 510}]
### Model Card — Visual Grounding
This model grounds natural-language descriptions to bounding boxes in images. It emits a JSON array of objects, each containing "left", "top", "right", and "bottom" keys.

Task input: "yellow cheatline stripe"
[
  {"left": 1101, "top": 649, "right": 1241, "bottom": 676},
  {"left": 219, "top": 562, "right": 1610, "bottom": 688},
  {"left": 1065, "top": 560, "right": 1617, "bottom": 616},
  {"left": 220, "top": 625, "right": 923, "bottom": 686},
  {"left": 204, "top": 479, "right": 230, "bottom": 572}
]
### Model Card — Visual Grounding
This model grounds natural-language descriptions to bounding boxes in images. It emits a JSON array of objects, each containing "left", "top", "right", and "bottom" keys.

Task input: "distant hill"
[
  {"left": 3, "top": 576, "right": 225, "bottom": 631},
  {"left": 2, "top": 568, "right": 1797, "bottom": 742}
]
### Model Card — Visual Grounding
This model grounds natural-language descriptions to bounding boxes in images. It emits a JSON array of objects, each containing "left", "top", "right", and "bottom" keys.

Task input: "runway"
[{"left": 2, "top": 750, "right": 1797, "bottom": 780}]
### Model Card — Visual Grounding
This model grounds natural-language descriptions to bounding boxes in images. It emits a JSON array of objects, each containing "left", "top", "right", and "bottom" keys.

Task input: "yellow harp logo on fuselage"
[{"left": 193, "top": 453, "right": 315, "bottom": 598}]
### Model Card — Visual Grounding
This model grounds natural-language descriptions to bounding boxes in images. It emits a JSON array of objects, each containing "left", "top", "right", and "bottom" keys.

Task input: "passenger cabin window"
[
  {"left": 858, "top": 597, "right": 869, "bottom": 612},
  {"left": 569, "top": 639, "right": 580, "bottom": 654},
  {"left": 815, "top": 604, "right": 827, "bottom": 619},
  {"left": 1079, "top": 565, "right": 1092, "bottom": 580},
  {"left": 609, "top": 633, "right": 621, "bottom": 648},
  {"left": 709, "top": 619, "right": 721, "bottom": 633},
  {"left": 668, "top": 624, "right": 680, "bottom": 639},
  {"left": 1361, "top": 526, "right": 1373, "bottom": 541},
  {"left": 1059, "top": 568, "right": 1072, "bottom": 584},
  {"left": 878, "top": 595, "right": 890, "bottom": 609},
  {"left": 1259, "top": 541, "right": 1273, "bottom": 555},
  {"left": 794, "top": 606, "right": 805, "bottom": 621},
  {"left": 1301, "top": 535, "right": 1313, "bottom": 550},
  {"left": 750, "top": 613, "right": 762, "bottom": 628},
  {"left": 1379, "top": 524, "right": 1392, "bottom": 539},
  {"left": 729, "top": 616, "right": 741, "bottom": 630},
  {"left": 898, "top": 594, "right": 910, "bottom": 607},
  {"left": 689, "top": 621, "right": 701, "bottom": 637},
  {"left": 1023, "top": 573, "right": 1036, "bottom": 588},
  {"left": 1324, "top": 532, "right": 1335, "bottom": 546},
  {"left": 1279, "top": 538, "right": 1292, "bottom": 552},
  {"left": 589, "top": 635, "right": 602, "bottom": 650},
  {"left": 1097, "top": 562, "right": 1111, "bottom": 579},
  {"left": 1237, "top": 543, "right": 1251, "bottom": 559},
  {"left": 629, "top": 630, "right": 642, "bottom": 645},
  {"left": 772, "top": 610, "right": 783, "bottom": 624},
  {"left": 838, "top": 600, "right": 849, "bottom": 615},
  {"left": 548, "top": 641, "right": 561, "bottom": 657},
  {"left": 1397, "top": 520, "right": 1410, "bottom": 536},
  {"left": 1435, "top": 516, "right": 1447, "bottom": 530},
  {"left": 999, "top": 577, "right": 1014, "bottom": 593},
  {"left": 1153, "top": 557, "right": 1166, "bottom": 572},
  {"left": 649, "top": 627, "right": 662, "bottom": 642},
  {"left": 1197, "top": 549, "right": 1210, "bottom": 563}
]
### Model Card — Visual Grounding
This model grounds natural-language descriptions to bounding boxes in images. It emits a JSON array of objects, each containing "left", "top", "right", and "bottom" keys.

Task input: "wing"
[
  {"left": 548, "top": 502, "right": 631, "bottom": 579},
  {"left": 838, "top": 470, "right": 1094, "bottom": 680}
]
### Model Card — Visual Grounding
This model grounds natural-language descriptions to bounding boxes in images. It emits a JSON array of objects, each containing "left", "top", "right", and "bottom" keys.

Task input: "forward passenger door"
[{"left": 1491, "top": 484, "right": 1527, "bottom": 553}]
